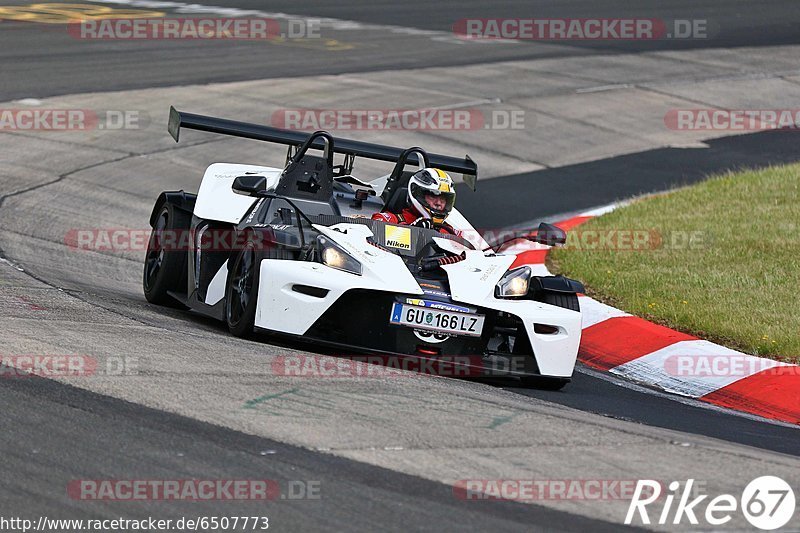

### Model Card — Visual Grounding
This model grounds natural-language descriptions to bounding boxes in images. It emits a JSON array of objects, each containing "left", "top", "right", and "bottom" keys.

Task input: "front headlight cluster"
[
  {"left": 317, "top": 235, "right": 362, "bottom": 276},
  {"left": 495, "top": 266, "right": 531, "bottom": 298}
]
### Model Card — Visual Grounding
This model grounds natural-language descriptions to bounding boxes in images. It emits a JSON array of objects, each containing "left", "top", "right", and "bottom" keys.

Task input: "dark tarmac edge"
[{"left": 0, "top": 373, "right": 641, "bottom": 532}]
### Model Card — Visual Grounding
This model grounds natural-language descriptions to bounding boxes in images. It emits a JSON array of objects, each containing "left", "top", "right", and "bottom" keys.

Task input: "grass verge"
[{"left": 549, "top": 163, "right": 800, "bottom": 363}]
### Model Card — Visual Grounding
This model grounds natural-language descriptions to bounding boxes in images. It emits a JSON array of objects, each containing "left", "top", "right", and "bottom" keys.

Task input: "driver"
[{"left": 372, "top": 168, "right": 460, "bottom": 235}]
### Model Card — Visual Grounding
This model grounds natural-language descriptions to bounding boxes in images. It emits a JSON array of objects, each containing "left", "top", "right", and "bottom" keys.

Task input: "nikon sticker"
[{"left": 385, "top": 225, "right": 411, "bottom": 250}]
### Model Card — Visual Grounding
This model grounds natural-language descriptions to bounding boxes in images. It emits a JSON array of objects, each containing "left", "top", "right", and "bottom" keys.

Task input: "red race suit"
[{"left": 371, "top": 208, "right": 461, "bottom": 236}]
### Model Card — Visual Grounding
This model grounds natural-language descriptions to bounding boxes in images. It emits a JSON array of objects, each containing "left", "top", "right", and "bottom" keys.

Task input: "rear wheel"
[{"left": 143, "top": 203, "right": 190, "bottom": 308}]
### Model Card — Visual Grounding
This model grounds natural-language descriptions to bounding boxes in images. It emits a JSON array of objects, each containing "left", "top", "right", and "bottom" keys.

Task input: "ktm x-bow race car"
[{"left": 143, "top": 108, "right": 585, "bottom": 389}]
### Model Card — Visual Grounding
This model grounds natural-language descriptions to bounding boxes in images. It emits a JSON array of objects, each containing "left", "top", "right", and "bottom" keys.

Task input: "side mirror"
[
  {"left": 232, "top": 175, "right": 267, "bottom": 196},
  {"left": 533, "top": 222, "right": 567, "bottom": 246}
]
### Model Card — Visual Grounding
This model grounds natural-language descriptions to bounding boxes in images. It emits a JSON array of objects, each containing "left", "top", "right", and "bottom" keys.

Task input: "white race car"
[{"left": 143, "top": 107, "right": 584, "bottom": 389}]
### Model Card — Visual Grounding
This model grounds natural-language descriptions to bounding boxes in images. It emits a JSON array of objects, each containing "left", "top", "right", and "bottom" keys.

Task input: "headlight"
[
  {"left": 495, "top": 267, "right": 531, "bottom": 298},
  {"left": 317, "top": 236, "right": 362, "bottom": 275}
]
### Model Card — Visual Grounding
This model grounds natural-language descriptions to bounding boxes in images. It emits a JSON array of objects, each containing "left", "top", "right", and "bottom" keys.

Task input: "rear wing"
[{"left": 167, "top": 106, "right": 478, "bottom": 190}]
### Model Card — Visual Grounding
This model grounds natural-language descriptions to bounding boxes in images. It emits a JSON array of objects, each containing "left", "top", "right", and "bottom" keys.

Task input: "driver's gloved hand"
[{"left": 410, "top": 217, "right": 433, "bottom": 229}]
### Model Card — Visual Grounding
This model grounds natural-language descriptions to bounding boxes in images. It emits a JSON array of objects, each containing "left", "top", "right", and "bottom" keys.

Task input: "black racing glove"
[{"left": 410, "top": 217, "right": 433, "bottom": 229}]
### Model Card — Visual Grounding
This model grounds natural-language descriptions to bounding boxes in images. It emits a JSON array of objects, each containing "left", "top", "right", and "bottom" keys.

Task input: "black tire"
[
  {"left": 225, "top": 236, "right": 291, "bottom": 337},
  {"left": 143, "top": 203, "right": 190, "bottom": 308},
  {"left": 520, "top": 376, "right": 569, "bottom": 391},
  {"left": 539, "top": 291, "right": 580, "bottom": 312}
]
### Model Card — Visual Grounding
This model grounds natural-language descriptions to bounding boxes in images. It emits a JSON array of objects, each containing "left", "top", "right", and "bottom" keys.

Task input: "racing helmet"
[{"left": 407, "top": 168, "right": 456, "bottom": 226}]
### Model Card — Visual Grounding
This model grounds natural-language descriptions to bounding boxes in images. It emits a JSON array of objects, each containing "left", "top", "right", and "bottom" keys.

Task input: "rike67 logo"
[{"left": 626, "top": 477, "right": 795, "bottom": 530}]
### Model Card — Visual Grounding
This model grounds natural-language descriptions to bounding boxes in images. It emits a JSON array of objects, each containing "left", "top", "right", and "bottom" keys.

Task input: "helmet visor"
[{"left": 410, "top": 182, "right": 456, "bottom": 221}]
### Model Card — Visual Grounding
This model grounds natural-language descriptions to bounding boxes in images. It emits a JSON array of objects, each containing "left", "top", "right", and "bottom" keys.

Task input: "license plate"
[{"left": 389, "top": 303, "right": 484, "bottom": 337}]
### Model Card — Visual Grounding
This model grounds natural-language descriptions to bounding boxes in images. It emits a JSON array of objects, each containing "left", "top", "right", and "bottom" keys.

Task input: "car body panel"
[{"left": 194, "top": 163, "right": 281, "bottom": 224}]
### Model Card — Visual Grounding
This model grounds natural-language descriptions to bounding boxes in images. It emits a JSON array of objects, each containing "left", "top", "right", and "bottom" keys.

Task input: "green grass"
[{"left": 550, "top": 163, "right": 800, "bottom": 363}]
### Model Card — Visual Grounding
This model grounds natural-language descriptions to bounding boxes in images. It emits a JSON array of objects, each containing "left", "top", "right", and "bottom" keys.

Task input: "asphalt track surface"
[
  {"left": 1, "top": 375, "right": 634, "bottom": 532},
  {"left": 2, "top": 1, "right": 800, "bottom": 531},
  {"left": 505, "top": 368, "right": 800, "bottom": 457},
  {"left": 0, "top": 0, "right": 798, "bottom": 100}
]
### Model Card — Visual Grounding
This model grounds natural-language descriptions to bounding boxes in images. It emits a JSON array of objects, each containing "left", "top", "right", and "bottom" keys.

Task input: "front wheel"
[
  {"left": 537, "top": 291, "right": 580, "bottom": 312},
  {"left": 226, "top": 240, "right": 259, "bottom": 337},
  {"left": 225, "top": 238, "right": 293, "bottom": 337},
  {"left": 515, "top": 290, "right": 578, "bottom": 390}
]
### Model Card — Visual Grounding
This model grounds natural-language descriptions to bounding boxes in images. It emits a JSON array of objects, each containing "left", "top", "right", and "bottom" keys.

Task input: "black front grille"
[{"left": 306, "top": 289, "right": 492, "bottom": 356}]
